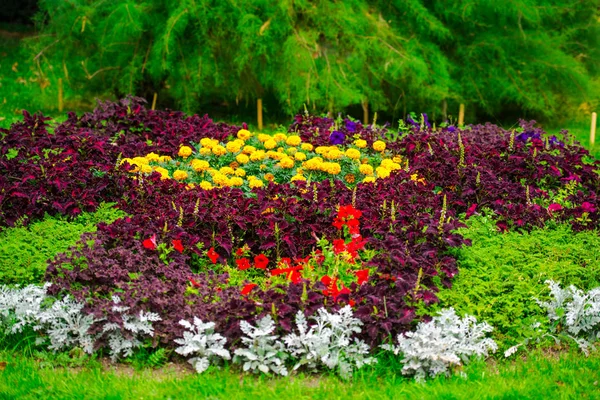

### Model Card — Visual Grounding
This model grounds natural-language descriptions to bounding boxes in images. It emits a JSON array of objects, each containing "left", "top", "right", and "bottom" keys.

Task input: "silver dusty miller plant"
[
  {"left": 233, "top": 315, "right": 288, "bottom": 376},
  {"left": 382, "top": 308, "right": 497, "bottom": 381},
  {"left": 102, "top": 295, "right": 161, "bottom": 361},
  {"left": 36, "top": 295, "right": 97, "bottom": 354},
  {"left": 534, "top": 280, "right": 600, "bottom": 354},
  {"left": 174, "top": 317, "right": 231, "bottom": 373},
  {"left": 0, "top": 283, "right": 50, "bottom": 333},
  {"left": 283, "top": 305, "right": 376, "bottom": 379}
]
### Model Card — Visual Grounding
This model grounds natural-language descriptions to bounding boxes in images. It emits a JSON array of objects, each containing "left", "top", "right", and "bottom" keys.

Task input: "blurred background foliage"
[{"left": 0, "top": 0, "right": 598, "bottom": 128}]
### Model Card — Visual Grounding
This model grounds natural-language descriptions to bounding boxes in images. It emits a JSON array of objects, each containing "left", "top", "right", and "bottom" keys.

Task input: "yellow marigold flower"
[
  {"left": 250, "top": 150, "right": 266, "bottom": 161},
  {"left": 277, "top": 147, "right": 285, "bottom": 153},
  {"left": 345, "top": 148, "right": 361, "bottom": 160},
  {"left": 315, "top": 146, "right": 328, "bottom": 155},
  {"left": 286, "top": 147, "right": 297, "bottom": 155},
  {"left": 200, "top": 138, "right": 216, "bottom": 148},
  {"left": 212, "top": 145, "right": 227, "bottom": 156},
  {"left": 140, "top": 164, "right": 153, "bottom": 174},
  {"left": 190, "top": 159, "right": 210, "bottom": 172},
  {"left": 373, "top": 140, "right": 386, "bottom": 152},
  {"left": 296, "top": 168, "right": 304, "bottom": 175},
  {"left": 359, "top": 164, "right": 374, "bottom": 175},
  {"left": 354, "top": 139, "right": 367, "bottom": 148},
  {"left": 259, "top": 164, "right": 267, "bottom": 171},
  {"left": 249, "top": 179, "right": 264, "bottom": 188},
  {"left": 242, "top": 145, "right": 256, "bottom": 155},
  {"left": 154, "top": 167, "right": 170, "bottom": 179},
  {"left": 273, "top": 133, "right": 288, "bottom": 142},
  {"left": 226, "top": 141, "right": 242, "bottom": 153},
  {"left": 264, "top": 173, "right": 275, "bottom": 182},
  {"left": 304, "top": 157, "right": 323, "bottom": 170},
  {"left": 291, "top": 174, "right": 306, "bottom": 182},
  {"left": 324, "top": 162, "right": 341, "bottom": 175},
  {"left": 229, "top": 177, "right": 244, "bottom": 187},
  {"left": 279, "top": 157, "right": 295, "bottom": 169},
  {"left": 229, "top": 161, "right": 240, "bottom": 170},
  {"left": 178, "top": 146, "right": 193, "bottom": 158},
  {"left": 159, "top": 155, "right": 172, "bottom": 163},
  {"left": 200, "top": 181, "right": 213, "bottom": 190},
  {"left": 324, "top": 149, "right": 342, "bottom": 160},
  {"left": 199, "top": 147, "right": 212, "bottom": 156},
  {"left": 119, "top": 157, "right": 132, "bottom": 165},
  {"left": 267, "top": 151, "right": 283, "bottom": 160},
  {"left": 393, "top": 156, "right": 402, "bottom": 163},
  {"left": 237, "top": 129, "right": 252, "bottom": 140},
  {"left": 264, "top": 139, "right": 277, "bottom": 150},
  {"left": 376, "top": 166, "right": 391, "bottom": 179},
  {"left": 381, "top": 159, "right": 401, "bottom": 171},
  {"left": 235, "top": 168, "right": 246, "bottom": 177},
  {"left": 294, "top": 152, "right": 307, "bottom": 161},
  {"left": 344, "top": 174, "right": 356, "bottom": 184},
  {"left": 132, "top": 157, "right": 149, "bottom": 165},
  {"left": 236, "top": 153, "right": 250, "bottom": 164},
  {"left": 173, "top": 170, "right": 188, "bottom": 181},
  {"left": 219, "top": 166, "right": 235, "bottom": 175},
  {"left": 257, "top": 134, "right": 271, "bottom": 142},
  {"left": 301, "top": 143, "right": 313, "bottom": 151},
  {"left": 206, "top": 168, "right": 217, "bottom": 176},
  {"left": 145, "top": 152, "right": 160, "bottom": 162},
  {"left": 362, "top": 176, "right": 376, "bottom": 183},
  {"left": 212, "top": 172, "right": 229, "bottom": 186},
  {"left": 286, "top": 135, "right": 302, "bottom": 146},
  {"left": 186, "top": 183, "right": 196, "bottom": 190}
]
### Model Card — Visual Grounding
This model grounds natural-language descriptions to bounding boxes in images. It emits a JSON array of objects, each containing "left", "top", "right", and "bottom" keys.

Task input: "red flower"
[
  {"left": 241, "top": 283, "right": 257, "bottom": 295},
  {"left": 321, "top": 275, "right": 350, "bottom": 300},
  {"left": 581, "top": 202, "right": 596, "bottom": 213},
  {"left": 355, "top": 269, "right": 369, "bottom": 285},
  {"left": 142, "top": 234, "right": 157, "bottom": 250},
  {"left": 207, "top": 247, "right": 219, "bottom": 264},
  {"left": 172, "top": 239, "right": 184, "bottom": 253},
  {"left": 189, "top": 277, "right": 201, "bottom": 288},
  {"left": 236, "top": 258, "right": 251, "bottom": 270},
  {"left": 333, "top": 239, "right": 346, "bottom": 254},
  {"left": 235, "top": 248, "right": 246, "bottom": 257},
  {"left": 254, "top": 254, "right": 269, "bottom": 269}
]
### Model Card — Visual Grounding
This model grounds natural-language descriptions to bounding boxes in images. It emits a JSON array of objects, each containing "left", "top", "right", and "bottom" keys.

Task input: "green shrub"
[
  {"left": 428, "top": 215, "right": 600, "bottom": 347},
  {"left": 0, "top": 203, "right": 127, "bottom": 285}
]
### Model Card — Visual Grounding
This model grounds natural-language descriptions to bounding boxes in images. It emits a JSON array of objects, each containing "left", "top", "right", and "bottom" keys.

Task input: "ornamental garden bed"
[{"left": 1, "top": 97, "right": 599, "bottom": 382}]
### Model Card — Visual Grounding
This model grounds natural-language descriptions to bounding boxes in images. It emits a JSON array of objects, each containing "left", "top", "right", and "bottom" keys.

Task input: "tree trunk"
[
  {"left": 257, "top": 98, "right": 263, "bottom": 131},
  {"left": 362, "top": 100, "right": 369, "bottom": 125}
]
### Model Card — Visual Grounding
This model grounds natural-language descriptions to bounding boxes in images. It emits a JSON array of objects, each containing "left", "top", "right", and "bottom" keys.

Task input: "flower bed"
[{"left": 1, "top": 97, "right": 599, "bottom": 379}]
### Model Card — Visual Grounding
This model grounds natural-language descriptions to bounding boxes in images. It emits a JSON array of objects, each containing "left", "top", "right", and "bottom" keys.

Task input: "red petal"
[
  {"left": 172, "top": 239, "right": 184, "bottom": 253},
  {"left": 241, "top": 283, "right": 258, "bottom": 296}
]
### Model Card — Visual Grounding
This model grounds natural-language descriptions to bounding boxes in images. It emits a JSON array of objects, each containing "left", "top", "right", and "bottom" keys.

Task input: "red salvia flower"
[
  {"left": 207, "top": 247, "right": 219, "bottom": 264},
  {"left": 254, "top": 254, "right": 269, "bottom": 269},
  {"left": 333, "top": 239, "right": 346, "bottom": 254},
  {"left": 355, "top": 269, "right": 369, "bottom": 285},
  {"left": 172, "top": 239, "right": 184, "bottom": 253},
  {"left": 236, "top": 258, "right": 251, "bottom": 270},
  {"left": 241, "top": 283, "right": 257, "bottom": 295},
  {"left": 189, "top": 277, "right": 201, "bottom": 288},
  {"left": 142, "top": 234, "right": 157, "bottom": 250}
]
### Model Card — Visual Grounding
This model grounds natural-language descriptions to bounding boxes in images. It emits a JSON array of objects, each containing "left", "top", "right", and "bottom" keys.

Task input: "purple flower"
[
  {"left": 516, "top": 131, "right": 541, "bottom": 142},
  {"left": 329, "top": 130, "right": 345, "bottom": 145},
  {"left": 422, "top": 113, "right": 431, "bottom": 128},
  {"left": 548, "top": 136, "right": 564, "bottom": 147},
  {"left": 446, "top": 125, "right": 457, "bottom": 133},
  {"left": 345, "top": 120, "right": 357, "bottom": 133},
  {"left": 406, "top": 115, "right": 419, "bottom": 128}
]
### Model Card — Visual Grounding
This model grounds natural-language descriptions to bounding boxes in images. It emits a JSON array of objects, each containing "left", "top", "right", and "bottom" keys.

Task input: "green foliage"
[
  {"left": 429, "top": 215, "right": 600, "bottom": 348},
  {"left": 0, "top": 203, "right": 127, "bottom": 285},
  {"left": 23, "top": 1, "right": 599, "bottom": 121}
]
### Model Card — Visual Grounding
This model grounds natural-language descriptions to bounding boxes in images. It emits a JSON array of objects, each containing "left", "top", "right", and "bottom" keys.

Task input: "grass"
[{"left": 1, "top": 348, "right": 599, "bottom": 399}]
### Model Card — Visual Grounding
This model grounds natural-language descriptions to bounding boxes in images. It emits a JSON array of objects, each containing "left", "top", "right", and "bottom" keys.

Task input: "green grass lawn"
[{"left": 1, "top": 348, "right": 600, "bottom": 399}]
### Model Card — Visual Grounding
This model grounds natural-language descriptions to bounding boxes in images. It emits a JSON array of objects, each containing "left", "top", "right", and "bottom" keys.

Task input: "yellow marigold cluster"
[
  {"left": 373, "top": 140, "right": 386, "bottom": 152},
  {"left": 173, "top": 170, "right": 188, "bottom": 181},
  {"left": 178, "top": 146, "right": 193, "bottom": 158},
  {"left": 190, "top": 159, "right": 210, "bottom": 172},
  {"left": 354, "top": 139, "right": 367, "bottom": 148},
  {"left": 237, "top": 129, "right": 252, "bottom": 140},
  {"left": 345, "top": 148, "right": 361, "bottom": 160}
]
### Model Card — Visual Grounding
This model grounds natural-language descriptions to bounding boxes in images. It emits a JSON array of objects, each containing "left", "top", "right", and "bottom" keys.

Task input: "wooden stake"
[
  {"left": 362, "top": 100, "right": 369, "bottom": 125},
  {"left": 58, "top": 78, "right": 64, "bottom": 113},
  {"left": 591, "top": 112, "right": 597, "bottom": 147},
  {"left": 151, "top": 92, "right": 157, "bottom": 110},
  {"left": 458, "top": 103, "right": 465, "bottom": 127},
  {"left": 257, "top": 98, "right": 263, "bottom": 131}
]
